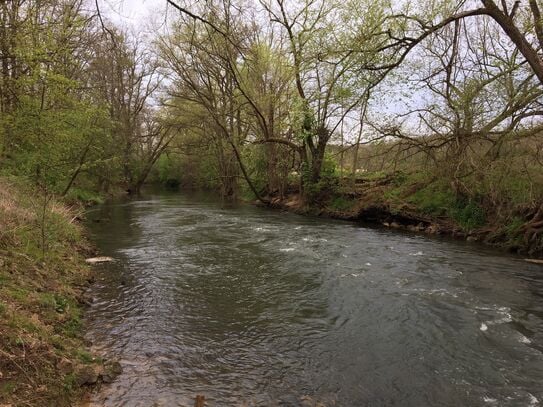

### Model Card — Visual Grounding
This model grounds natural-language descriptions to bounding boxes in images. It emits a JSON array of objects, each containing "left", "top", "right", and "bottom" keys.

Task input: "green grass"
[
  {"left": 38, "top": 292, "right": 58, "bottom": 310},
  {"left": 408, "top": 186, "right": 455, "bottom": 216},
  {"left": 5, "top": 286, "right": 31, "bottom": 303},
  {"left": 63, "top": 373, "right": 78, "bottom": 391},
  {"left": 62, "top": 312, "right": 82, "bottom": 338},
  {"left": 328, "top": 195, "right": 356, "bottom": 211},
  {"left": 65, "top": 187, "right": 104, "bottom": 205},
  {"left": 378, "top": 172, "right": 488, "bottom": 231},
  {"left": 76, "top": 348, "right": 94, "bottom": 364}
]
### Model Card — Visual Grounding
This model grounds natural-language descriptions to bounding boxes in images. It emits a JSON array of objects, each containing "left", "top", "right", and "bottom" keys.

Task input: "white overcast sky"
[{"left": 99, "top": 0, "right": 167, "bottom": 27}]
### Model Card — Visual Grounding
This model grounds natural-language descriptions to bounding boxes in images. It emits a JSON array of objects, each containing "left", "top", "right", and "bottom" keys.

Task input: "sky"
[{"left": 99, "top": 0, "right": 167, "bottom": 27}]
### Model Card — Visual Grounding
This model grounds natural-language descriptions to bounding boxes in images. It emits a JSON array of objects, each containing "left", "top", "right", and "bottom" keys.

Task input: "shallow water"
[{"left": 84, "top": 191, "right": 543, "bottom": 406}]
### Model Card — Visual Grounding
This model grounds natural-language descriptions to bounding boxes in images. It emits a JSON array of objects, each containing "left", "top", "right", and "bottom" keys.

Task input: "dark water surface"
[{"left": 84, "top": 191, "right": 543, "bottom": 407}]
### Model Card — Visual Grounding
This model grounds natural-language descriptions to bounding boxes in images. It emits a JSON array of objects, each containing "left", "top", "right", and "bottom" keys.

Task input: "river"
[{"left": 84, "top": 191, "right": 543, "bottom": 406}]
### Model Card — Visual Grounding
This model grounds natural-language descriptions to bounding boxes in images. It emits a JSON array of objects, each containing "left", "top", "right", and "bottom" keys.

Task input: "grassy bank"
[{"left": 0, "top": 177, "right": 100, "bottom": 406}]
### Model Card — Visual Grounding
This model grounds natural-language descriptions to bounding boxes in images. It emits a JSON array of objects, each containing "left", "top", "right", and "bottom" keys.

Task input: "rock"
[
  {"left": 390, "top": 222, "right": 401, "bottom": 229},
  {"left": 382, "top": 222, "right": 390, "bottom": 227},
  {"left": 76, "top": 366, "right": 100, "bottom": 386},
  {"left": 426, "top": 224, "right": 439, "bottom": 234},
  {"left": 57, "top": 357, "right": 74, "bottom": 374},
  {"left": 101, "top": 372, "right": 115, "bottom": 384},
  {"left": 85, "top": 256, "right": 114, "bottom": 264},
  {"left": 101, "top": 360, "right": 122, "bottom": 383},
  {"left": 466, "top": 236, "right": 478, "bottom": 242},
  {"left": 106, "top": 361, "right": 122, "bottom": 376}
]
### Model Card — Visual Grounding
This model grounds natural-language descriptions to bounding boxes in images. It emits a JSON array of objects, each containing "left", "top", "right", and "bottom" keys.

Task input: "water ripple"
[{"left": 84, "top": 192, "right": 543, "bottom": 406}]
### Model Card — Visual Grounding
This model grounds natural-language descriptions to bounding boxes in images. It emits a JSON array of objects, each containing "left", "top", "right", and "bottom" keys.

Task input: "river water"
[{"left": 84, "top": 191, "right": 543, "bottom": 407}]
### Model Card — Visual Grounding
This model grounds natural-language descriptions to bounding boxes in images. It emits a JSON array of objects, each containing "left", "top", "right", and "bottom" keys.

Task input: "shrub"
[{"left": 451, "top": 199, "right": 486, "bottom": 230}]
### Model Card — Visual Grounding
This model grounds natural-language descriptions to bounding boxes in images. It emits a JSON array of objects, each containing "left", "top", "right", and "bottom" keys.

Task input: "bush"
[{"left": 451, "top": 199, "right": 486, "bottom": 230}]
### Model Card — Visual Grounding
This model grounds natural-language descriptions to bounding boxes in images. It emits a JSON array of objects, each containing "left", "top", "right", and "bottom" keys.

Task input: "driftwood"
[
  {"left": 194, "top": 395, "right": 206, "bottom": 407},
  {"left": 525, "top": 258, "right": 543, "bottom": 265},
  {"left": 85, "top": 256, "right": 114, "bottom": 264}
]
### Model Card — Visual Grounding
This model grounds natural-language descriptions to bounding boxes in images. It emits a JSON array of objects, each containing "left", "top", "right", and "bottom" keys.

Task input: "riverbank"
[
  {"left": 262, "top": 172, "right": 543, "bottom": 257},
  {"left": 0, "top": 178, "right": 105, "bottom": 406}
]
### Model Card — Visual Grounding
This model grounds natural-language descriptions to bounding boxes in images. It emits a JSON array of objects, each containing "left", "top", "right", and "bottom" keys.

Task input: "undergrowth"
[{"left": 0, "top": 177, "right": 94, "bottom": 406}]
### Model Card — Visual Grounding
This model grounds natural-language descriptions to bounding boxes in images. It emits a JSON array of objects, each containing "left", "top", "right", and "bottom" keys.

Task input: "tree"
[{"left": 0, "top": 0, "right": 112, "bottom": 195}]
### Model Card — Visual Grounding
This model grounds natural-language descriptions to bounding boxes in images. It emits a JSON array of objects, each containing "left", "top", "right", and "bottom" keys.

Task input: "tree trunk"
[{"left": 308, "top": 128, "right": 329, "bottom": 184}]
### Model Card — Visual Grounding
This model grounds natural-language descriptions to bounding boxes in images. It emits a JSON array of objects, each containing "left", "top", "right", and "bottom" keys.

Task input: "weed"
[
  {"left": 451, "top": 199, "right": 486, "bottom": 230},
  {"left": 63, "top": 373, "right": 77, "bottom": 391},
  {"left": 0, "top": 381, "right": 16, "bottom": 395},
  {"left": 329, "top": 196, "right": 355, "bottom": 211},
  {"left": 65, "top": 187, "right": 104, "bottom": 205},
  {"left": 76, "top": 348, "right": 94, "bottom": 364},
  {"left": 62, "top": 313, "right": 82, "bottom": 338}
]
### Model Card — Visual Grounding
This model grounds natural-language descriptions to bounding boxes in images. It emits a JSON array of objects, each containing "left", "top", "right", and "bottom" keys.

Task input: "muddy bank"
[{"left": 261, "top": 192, "right": 540, "bottom": 257}]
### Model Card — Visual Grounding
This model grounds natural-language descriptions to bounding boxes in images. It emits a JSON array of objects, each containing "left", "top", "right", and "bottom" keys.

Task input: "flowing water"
[{"left": 84, "top": 191, "right": 543, "bottom": 407}]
